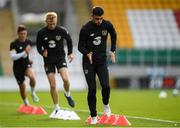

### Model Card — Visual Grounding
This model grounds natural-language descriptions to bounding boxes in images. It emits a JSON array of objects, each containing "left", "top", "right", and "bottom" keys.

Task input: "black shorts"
[
  {"left": 44, "top": 59, "right": 67, "bottom": 74},
  {"left": 13, "top": 63, "right": 32, "bottom": 85}
]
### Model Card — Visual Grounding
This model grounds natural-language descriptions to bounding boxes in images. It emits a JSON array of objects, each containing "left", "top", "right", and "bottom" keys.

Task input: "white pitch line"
[
  {"left": 0, "top": 102, "right": 180, "bottom": 124},
  {"left": 125, "top": 115, "right": 180, "bottom": 124}
]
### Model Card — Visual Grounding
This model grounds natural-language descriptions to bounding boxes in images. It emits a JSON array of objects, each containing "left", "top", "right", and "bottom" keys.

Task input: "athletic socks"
[
  {"left": 104, "top": 104, "right": 111, "bottom": 116},
  {"left": 54, "top": 104, "right": 60, "bottom": 110},
  {"left": 65, "top": 91, "right": 70, "bottom": 97},
  {"left": 31, "top": 87, "right": 35, "bottom": 95},
  {"left": 30, "top": 87, "right": 39, "bottom": 102},
  {"left": 24, "top": 98, "right": 29, "bottom": 106}
]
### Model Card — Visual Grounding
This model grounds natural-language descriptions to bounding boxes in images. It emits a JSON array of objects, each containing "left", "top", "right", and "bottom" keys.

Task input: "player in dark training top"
[
  {"left": 78, "top": 6, "right": 117, "bottom": 124},
  {"left": 36, "top": 12, "right": 75, "bottom": 118},
  {"left": 9, "top": 25, "right": 39, "bottom": 105}
]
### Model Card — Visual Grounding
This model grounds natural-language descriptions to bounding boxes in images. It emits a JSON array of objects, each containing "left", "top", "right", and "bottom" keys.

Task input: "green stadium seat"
[
  {"left": 143, "top": 49, "right": 155, "bottom": 65},
  {"left": 111, "top": 49, "right": 180, "bottom": 66},
  {"left": 129, "top": 49, "right": 142, "bottom": 65},
  {"left": 156, "top": 49, "right": 169, "bottom": 65},
  {"left": 170, "top": 49, "right": 180, "bottom": 65},
  {"left": 116, "top": 49, "right": 128, "bottom": 65}
]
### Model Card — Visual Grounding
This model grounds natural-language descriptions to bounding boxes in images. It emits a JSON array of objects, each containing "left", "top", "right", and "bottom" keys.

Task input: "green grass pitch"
[{"left": 0, "top": 89, "right": 180, "bottom": 127}]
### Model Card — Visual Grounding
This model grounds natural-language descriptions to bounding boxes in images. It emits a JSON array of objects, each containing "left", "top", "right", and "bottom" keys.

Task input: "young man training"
[
  {"left": 78, "top": 6, "right": 117, "bottom": 124},
  {"left": 10, "top": 25, "right": 39, "bottom": 105},
  {"left": 36, "top": 12, "right": 75, "bottom": 117}
]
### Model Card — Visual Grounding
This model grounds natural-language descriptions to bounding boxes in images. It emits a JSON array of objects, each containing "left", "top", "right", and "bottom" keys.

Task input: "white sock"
[
  {"left": 104, "top": 104, "right": 110, "bottom": 108},
  {"left": 104, "top": 104, "right": 111, "bottom": 116},
  {"left": 31, "top": 87, "right": 35, "bottom": 95},
  {"left": 54, "top": 104, "right": 60, "bottom": 110},
  {"left": 65, "top": 91, "right": 70, "bottom": 97},
  {"left": 24, "top": 98, "right": 29, "bottom": 105}
]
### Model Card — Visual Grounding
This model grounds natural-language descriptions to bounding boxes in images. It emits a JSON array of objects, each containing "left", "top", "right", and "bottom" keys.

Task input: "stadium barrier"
[
  {"left": 0, "top": 56, "right": 3, "bottom": 76},
  {"left": 112, "top": 76, "right": 178, "bottom": 89},
  {"left": 108, "top": 49, "right": 180, "bottom": 66}
]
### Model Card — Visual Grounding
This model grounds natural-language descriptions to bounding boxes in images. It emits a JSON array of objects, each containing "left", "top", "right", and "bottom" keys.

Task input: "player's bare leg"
[
  {"left": 47, "top": 73, "right": 63, "bottom": 118},
  {"left": 25, "top": 68, "right": 39, "bottom": 102},
  {"left": 47, "top": 73, "right": 60, "bottom": 110},
  {"left": 59, "top": 68, "right": 70, "bottom": 95},
  {"left": 59, "top": 68, "right": 75, "bottom": 107},
  {"left": 19, "top": 82, "right": 29, "bottom": 105}
]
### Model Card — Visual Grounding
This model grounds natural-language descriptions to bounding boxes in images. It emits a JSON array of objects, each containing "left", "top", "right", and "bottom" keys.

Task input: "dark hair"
[
  {"left": 92, "top": 6, "right": 104, "bottom": 16},
  {"left": 17, "top": 25, "right": 27, "bottom": 33}
]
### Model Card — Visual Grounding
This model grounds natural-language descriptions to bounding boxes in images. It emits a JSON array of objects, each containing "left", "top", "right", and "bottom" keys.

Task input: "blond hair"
[{"left": 45, "top": 12, "right": 57, "bottom": 22}]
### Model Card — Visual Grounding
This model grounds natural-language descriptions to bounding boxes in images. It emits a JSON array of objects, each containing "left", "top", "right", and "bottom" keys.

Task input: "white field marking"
[{"left": 0, "top": 102, "right": 180, "bottom": 124}]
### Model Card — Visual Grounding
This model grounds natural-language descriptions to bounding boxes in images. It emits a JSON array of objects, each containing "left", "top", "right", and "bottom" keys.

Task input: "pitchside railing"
[{"left": 109, "top": 48, "right": 180, "bottom": 66}]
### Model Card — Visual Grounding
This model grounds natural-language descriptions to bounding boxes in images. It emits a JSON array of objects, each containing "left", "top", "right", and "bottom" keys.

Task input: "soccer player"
[
  {"left": 36, "top": 12, "right": 75, "bottom": 117},
  {"left": 9, "top": 25, "right": 39, "bottom": 105},
  {"left": 78, "top": 6, "right": 117, "bottom": 124}
]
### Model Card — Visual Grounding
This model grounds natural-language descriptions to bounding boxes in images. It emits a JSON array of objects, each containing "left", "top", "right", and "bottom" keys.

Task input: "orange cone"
[
  {"left": 17, "top": 105, "right": 29, "bottom": 113},
  {"left": 98, "top": 114, "right": 108, "bottom": 124},
  {"left": 24, "top": 105, "right": 36, "bottom": 114},
  {"left": 112, "top": 115, "right": 131, "bottom": 126},
  {"left": 17, "top": 105, "right": 30, "bottom": 113},
  {"left": 85, "top": 116, "right": 91, "bottom": 124},
  {"left": 85, "top": 116, "right": 100, "bottom": 124},
  {"left": 104, "top": 114, "right": 117, "bottom": 125},
  {"left": 32, "top": 106, "right": 47, "bottom": 115}
]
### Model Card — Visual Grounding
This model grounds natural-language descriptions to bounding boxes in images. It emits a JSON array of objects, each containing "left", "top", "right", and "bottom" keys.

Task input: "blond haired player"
[{"left": 36, "top": 12, "right": 75, "bottom": 117}]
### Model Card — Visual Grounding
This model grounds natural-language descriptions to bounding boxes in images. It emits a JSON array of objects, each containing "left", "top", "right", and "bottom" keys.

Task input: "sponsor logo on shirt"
[
  {"left": 44, "top": 37, "right": 48, "bottom": 40},
  {"left": 102, "top": 30, "right": 108, "bottom": 36},
  {"left": 48, "top": 40, "right": 56, "bottom": 48},
  {"left": 56, "top": 35, "right": 61, "bottom": 41},
  {"left": 90, "top": 33, "right": 94, "bottom": 36},
  {"left": 93, "top": 36, "right": 101, "bottom": 45}
]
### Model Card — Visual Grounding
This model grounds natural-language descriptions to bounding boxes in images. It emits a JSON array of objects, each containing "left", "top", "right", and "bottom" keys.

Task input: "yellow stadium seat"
[{"left": 90, "top": 0, "right": 179, "bottom": 49}]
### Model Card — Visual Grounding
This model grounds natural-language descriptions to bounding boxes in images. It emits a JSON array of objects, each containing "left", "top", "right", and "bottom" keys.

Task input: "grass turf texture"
[{"left": 0, "top": 89, "right": 180, "bottom": 127}]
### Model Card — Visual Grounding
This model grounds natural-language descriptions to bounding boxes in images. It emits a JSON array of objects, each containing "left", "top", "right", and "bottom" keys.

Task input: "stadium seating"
[{"left": 91, "top": 0, "right": 180, "bottom": 66}]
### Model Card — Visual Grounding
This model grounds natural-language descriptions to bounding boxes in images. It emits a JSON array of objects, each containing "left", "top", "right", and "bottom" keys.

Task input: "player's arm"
[
  {"left": 62, "top": 28, "right": 73, "bottom": 62},
  {"left": 78, "top": 28, "right": 90, "bottom": 55},
  {"left": 10, "top": 50, "right": 27, "bottom": 61},
  {"left": 108, "top": 21, "right": 117, "bottom": 63},
  {"left": 9, "top": 43, "right": 28, "bottom": 61},
  {"left": 63, "top": 28, "right": 73, "bottom": 55},
  {"left": 36, "top": 31, "right": 46, "bottom": 56},
  {"left": 78, "top": 28, "right": 93, "bottom": 64},
  {"left": 108, "top": 21, "right": 117, "bottom": 53},
  {"left": 27, "top": 40, "right": 33, "bottom": 64}
]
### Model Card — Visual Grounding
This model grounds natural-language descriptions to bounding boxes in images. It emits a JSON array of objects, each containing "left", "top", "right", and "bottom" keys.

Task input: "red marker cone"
[
  {"left": 32, "top": 106, "right": 47, "bottom": 115},
  {"left": 104, "top": 114, "right": 117, "bottom": 125},
  {"left": 85, "top": 116, "right": 100, "bottom": 124},
  {"left": 17, "top": 105, "right": 26, "bottom": 113},
  {"left": 85, "top": 116, "right": 91, "bottom": 124},
  {"left": 98, "top": 114, "right": 108, "bottom": 124},
  {"left": 24, "top": 105, "right": 36, "bottom": 114},
  {"left": 112, "top": 115, "right": 131, "bottom": 126}
]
